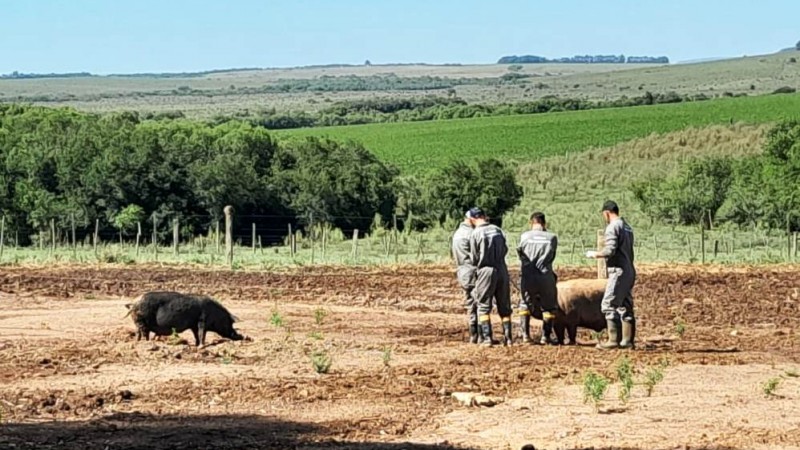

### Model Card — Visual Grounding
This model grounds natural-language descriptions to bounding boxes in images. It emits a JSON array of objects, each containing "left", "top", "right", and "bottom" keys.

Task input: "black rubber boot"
[
  {"left": 519, "top": 315, "right": 532, "bottom": 344},
  {"left": 480, "top": 321, "right": 496, "bottom": 346},
  {"left": 619, "top": 317, "right": 636, "bottom": 349},
  {"left": 469, "top": 322, "right": 479, "bottom": 344},
  {"left": 540, "top": 320, "right": 556, "bottom": 345},
  {"left": 502, "top": 320, "right": 513, "bottom": 346},
  {"left": 597, "top": 319, "right": 620, "bottom": 350}
]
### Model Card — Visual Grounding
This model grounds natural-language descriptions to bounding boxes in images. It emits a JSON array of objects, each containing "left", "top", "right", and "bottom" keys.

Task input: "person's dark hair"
[
  {"left": 601, "top": 200, "right": 619, "bottom": 214},
  {"left": 530, "top": 212, "right": 546, "bottom": 225}
]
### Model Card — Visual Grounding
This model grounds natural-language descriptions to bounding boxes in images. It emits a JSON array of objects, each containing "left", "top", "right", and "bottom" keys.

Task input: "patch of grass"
[
  {"left": 616, "top": 356, "right": 634, "bottom": 404},
  {"left": 167, "top": 328, "right": 182, "bottom": 346},
  {"left": 313, "top": 307, "right": 328, "bottom": 326},
  {"left": 310, "top": 349, "right": 332, "bottom": 374},
  {"left": 269, "top": 309, "right": 284, "bottom": 328},
  {"left": 582, "top": 371, "right": 610, "bottom": 411},
  {"left": 308, "top": 331, "right": 324, "bottom": 341},
  {"left": 762, "top": 378, "right": 781, "bottom": 398},
  {"left": 673, "top": 317, "right": 687, "bottom": 337},
  {"left": 381, "top": 346, "right": 393, "bottom": 368}
]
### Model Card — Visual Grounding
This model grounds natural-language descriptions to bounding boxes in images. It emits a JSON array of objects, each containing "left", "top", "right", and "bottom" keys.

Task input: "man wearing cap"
[
  {"left": 468, "top": 208, "right": 513, "bottom": 346},
  {"left": 452, "top": 210, "right": 481, "bottom": 344},
  {"left": 586, "top": 200, "right": 636, "bottom": 349},
  {"left": 517, "top": 212, "right": 559, "bottom": 345}
]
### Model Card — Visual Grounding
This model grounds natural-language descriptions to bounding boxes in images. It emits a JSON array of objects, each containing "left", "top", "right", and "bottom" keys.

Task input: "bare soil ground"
[{"left": 1, "top": 264, "right": 799, "bottom": 450}]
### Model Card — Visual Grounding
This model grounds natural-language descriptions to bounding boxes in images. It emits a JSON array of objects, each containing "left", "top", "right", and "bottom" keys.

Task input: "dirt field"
[{"left": 1, "top": 264, "right": 799, "bottom": 450}]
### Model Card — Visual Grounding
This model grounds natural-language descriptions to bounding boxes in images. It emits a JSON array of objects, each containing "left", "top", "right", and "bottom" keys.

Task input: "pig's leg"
[
  {"left": 567, "top": 325, "right": 578, "bottom": 346},
  {"left": 191, "top": 327, "right": 201, "bottom": 347},
  {"left": 553, "top": 322, "right": 566, "bottom": 345}
]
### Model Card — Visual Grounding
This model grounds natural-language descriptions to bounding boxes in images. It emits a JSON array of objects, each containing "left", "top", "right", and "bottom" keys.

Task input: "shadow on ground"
[
  {"left": 0, "top": 412, "right": 747, "bottom": 450},
  {"left": 0, "top": 412, "right": 475, "bottom": 450}
]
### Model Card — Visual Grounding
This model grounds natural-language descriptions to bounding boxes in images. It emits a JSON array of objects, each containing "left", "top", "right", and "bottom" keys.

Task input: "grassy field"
[
  {"left": 1, "top": 51, "right": 798, "bottom": 117},
  {"left": 278, "top": 92, "right": 800, "bottom": 172}
]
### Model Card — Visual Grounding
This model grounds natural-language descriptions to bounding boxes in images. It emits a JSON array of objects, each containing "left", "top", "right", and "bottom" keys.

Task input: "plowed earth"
[{"left": 0, "top": 265, "right": 799, "bottom": 450}]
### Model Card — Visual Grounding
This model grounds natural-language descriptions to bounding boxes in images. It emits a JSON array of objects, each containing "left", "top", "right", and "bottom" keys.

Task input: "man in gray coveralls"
[
  {"left": 586, "top": 200, "right": 636, "bottom": 349},
  {"left": 452, "top": 210, "right": 481, "bottom": 344},
  {"left": 468, "top": 208, "right": 513, "bottom": 346},
  {"left": 517, "top": 212, "right": 559, "bottom": 345}
]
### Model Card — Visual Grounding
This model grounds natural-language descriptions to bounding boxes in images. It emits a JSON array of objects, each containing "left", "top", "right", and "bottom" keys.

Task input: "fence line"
[{"left": 0, "top": 208, "right": 797, "bottom": 267}]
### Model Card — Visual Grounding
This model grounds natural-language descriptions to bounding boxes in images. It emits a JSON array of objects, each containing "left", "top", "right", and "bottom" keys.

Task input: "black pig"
[{"left": 124, "top": 291, "right": 244, "bottom": 346}]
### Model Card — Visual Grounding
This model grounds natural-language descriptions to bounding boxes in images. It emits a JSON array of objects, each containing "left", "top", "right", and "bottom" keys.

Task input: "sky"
[{"left": 1, "top": 0, "right": 798, "bottom": 74}]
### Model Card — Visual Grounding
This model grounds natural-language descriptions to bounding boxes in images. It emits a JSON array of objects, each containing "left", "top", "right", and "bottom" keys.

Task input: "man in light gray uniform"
[
  {"left": 586, "top": 200, "right": 636, "bottom": 349},
  {"left": 517, "top": 212, "right": 559, "bottom": 345},
  {"left": 452, "top": 212, "right": 481, "bottom": 344},
  {"left": 468, "top": 208, "right": 513, "bottom": 346}
]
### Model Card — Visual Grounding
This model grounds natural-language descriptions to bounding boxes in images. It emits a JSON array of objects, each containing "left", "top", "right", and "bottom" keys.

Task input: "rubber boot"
[
  {"left": 597, "top": 319, "right": 620, "bottom": 350},
  {"left": 540, "top": 320, "right": 556, "bottom": 345},
  {"left": 480, "top": 321, "right": 497, "bottom": 346},
  {"left": 502, "top": 319, "right": 513, "bottom": 346},
  {"left": 619, "top": 317, "right": 636, "bottom": 349},
  {"left": 519, "top": 315, "right": 532, "bottom": 344},
  {"left": 469, "top": 322, "right": 479, "bottom": 344}
]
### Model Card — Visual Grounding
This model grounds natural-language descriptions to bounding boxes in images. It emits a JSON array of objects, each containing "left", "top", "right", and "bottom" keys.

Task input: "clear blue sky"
[{"left": 2, "top": 0, "right": 798, "bottom": 74}]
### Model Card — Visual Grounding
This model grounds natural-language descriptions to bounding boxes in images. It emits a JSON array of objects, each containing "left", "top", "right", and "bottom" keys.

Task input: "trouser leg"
[
  {"left": 495, "top": 270, "right": 513, "bottom": 345},
  {"left": 474, "top": 267, "right": 498, "bottom": 346}
]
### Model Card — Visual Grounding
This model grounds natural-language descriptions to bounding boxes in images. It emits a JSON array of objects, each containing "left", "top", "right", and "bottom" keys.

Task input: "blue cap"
[{"left": 466, "top": 207, "right": 485, "bottom": 219}]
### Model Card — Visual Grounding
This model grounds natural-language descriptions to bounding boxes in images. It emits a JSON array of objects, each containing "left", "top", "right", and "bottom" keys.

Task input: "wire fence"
[{"left": 0, "top": 212, "right": 797, "bottom": 267}]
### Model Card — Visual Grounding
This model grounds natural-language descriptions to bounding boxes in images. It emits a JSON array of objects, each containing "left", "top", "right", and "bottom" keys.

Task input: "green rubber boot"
[{"left": 597, "top": 319, "right": 620, "bottom": 350}]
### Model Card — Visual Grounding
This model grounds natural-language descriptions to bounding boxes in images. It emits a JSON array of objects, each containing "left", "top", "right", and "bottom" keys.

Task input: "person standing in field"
[
  {"left": 586, "top": 200, "right": 636, "bottom": 349},
  {"left": 451, "top": 210, "right": 481, "bottom": 344},
  {"left": 517, "top": 212, "right": 559, "bottom": 345},
  {"left": 468, "top": 208, "right": 513, "bottom": 346}
]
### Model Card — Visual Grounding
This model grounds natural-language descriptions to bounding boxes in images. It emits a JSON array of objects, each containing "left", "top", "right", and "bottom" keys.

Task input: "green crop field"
[{"left": 277, "top": 92, "right": 800, "bottom": 172}]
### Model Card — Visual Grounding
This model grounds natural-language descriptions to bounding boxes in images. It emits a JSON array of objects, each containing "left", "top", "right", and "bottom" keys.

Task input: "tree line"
[
  {"left": 498, "top": 55, "right": 669, "bottom": 64},
  {"left": 0, "top": 104, "right": 522, "bottom": 244},
  {"left": 632, "top": 121, "right": 800, "bottom": 231},
  {"left": 227, "top": 91, "right": 720, "bottom": 130}
]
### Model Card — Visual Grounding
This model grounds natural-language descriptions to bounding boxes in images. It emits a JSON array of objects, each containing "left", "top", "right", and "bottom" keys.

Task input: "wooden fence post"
[
  {"left": 93, "top": 218, "right": 100, "bottom": 258},
  {"left": 287, "top": 223, "right": 294, "bottom": 257},
  {"left": 224, "top": 206, "right": 234, "bottom": 267},
  {"left": 151, "top": 213, "right": 158, "bottom": 260},
  {"left": 393, "top": 214, "right": 399, "bottom": 264},
  {"left": 172, "top": 218, "right": 180, "bottom": 255},
  {"left": 596, "top": 229, "right": 607, "bottom": 279},
  {"left": 136, "top": 222, "right": 142, "bottom": 257},
  {"left": 310, "top": 213, "right": 315, "bottom": 265},
  {"left": 70, "top": 214, "right": 76, "bottom": 256},
  {"left": 321, "top": 226, "right": 327, "bottom": 259},
  {"left": 793, "top": 232, "right": 798, "bottom": 260},
  {"left": 352, "top": 229, "right": 359, "bottom": 259},
  {"left": 252, "top": 223, "right": 257, "bottom": 255},
  {"left": 700, "top": 226, "right": 706, "bottom": 264},
  {"left": 50, "top": 218, "right": 56, "bottom": 256},
  {"left": 0, "top": 215, "right": 5, "bottom": 261},
  {"left": 215, "top": 220, "right": 221, "bottom": 254}
]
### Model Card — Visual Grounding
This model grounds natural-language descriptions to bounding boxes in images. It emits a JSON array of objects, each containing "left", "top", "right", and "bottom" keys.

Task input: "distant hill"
[{"left": 498, "top": 54, "right": 669, "bottom": 64}]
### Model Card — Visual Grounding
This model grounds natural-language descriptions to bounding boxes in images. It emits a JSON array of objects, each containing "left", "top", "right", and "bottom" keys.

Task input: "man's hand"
[{"left": 585, "top": 250, "right": 599, "bottom": 259}]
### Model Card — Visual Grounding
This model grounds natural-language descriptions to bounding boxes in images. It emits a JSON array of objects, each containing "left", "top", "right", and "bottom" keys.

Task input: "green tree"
[
  {"left": 422, "top": 158, "right": 522, "bottom": 225},
  {"left": 112, "top": 204, "right": 145, "bottom": 238}
]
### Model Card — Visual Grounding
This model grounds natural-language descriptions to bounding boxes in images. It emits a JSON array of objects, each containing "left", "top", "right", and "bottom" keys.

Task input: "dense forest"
[{"left": 0, "top": 105, "right": 521, "bottom": 244}]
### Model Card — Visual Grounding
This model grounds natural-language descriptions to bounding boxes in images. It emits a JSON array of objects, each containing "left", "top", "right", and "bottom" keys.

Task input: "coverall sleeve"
[
  {"left": 544, "top": 235, "right": 558, "bottom": 267},
  {"left": 599, "top": 224, "right": 617, "bottom": 258},
  {"left": 469, "top": 232, "right": 481, "bottom": 266}
]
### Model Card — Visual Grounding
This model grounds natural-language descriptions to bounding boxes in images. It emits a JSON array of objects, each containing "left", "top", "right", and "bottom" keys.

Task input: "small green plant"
[
  {"left": 673, "top": 317, "right": 687, "bottom": 337},
  {"left": 590, "top": 331, "right": 604, "bottom": 342},
  {"left": 270, "top": 309, "right": 284, "bottom": 328},
  {"left": 168, "top": 328, "right": 182, "bottom": 345},
  {"left": 308, "top": 331, "right": 324, "bottom": 340},
  {"left": 311, "top": 349, "right": 332, "bottom": 374},
  {"left": 616, "top": 356, "right": 634, "bottom": 404},
  {"left": 313, "top": 307, "right": 328, "bottom": 326},
  {"left": 220, "top": 349, "right": 234, "bottom": 365},
  {"left": 643, "top": 362, "right": 667, "bottom": 397},
  {"left": 381, "top": 346, "right": 393, "bottom": 368},
  {"left": 762, "top": 378, "right": 781, "bottom": 398},
  {"left": 582, "top": 371, "right": 610, "bottom": 411}
]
